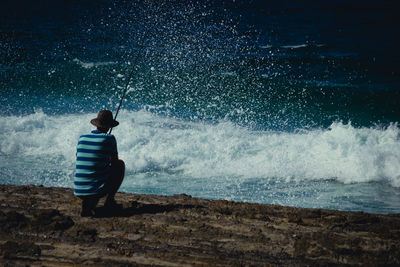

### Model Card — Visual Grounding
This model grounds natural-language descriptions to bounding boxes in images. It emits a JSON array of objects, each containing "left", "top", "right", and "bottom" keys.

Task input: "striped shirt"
[{"left": 74, "top": 130, "right": 118, "bottom": 196}]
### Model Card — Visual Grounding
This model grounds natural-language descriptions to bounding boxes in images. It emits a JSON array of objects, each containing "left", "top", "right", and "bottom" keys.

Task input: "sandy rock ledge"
[{"left": 0, "top": 184, "right": 399, "bottom": 266}]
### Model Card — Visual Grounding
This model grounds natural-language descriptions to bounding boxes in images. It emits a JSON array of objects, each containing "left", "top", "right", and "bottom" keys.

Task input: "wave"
[
  {"left": 1, "top": 110, "right": 399, "bottom": 188},
  {"left": 281, "top": 44, "right": 308, "bottom": 49},
  {"left": 72, "top": 58, "right": 116, "bottom": 69},
  {"left": 280, "top": 44, "right": 326, "bottom": 49},
  {"left": 260, "top": 44, "right": 326, "bottom": 50}
]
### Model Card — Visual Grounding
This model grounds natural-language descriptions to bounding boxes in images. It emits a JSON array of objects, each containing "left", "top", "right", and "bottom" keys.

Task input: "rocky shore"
[{"left": 0, "top": 184, "right": 399, "bottom": 266}]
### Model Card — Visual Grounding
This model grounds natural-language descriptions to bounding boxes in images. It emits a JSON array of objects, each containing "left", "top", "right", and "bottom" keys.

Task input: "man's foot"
[
  {"left": 80, "top": 209, "right": 95, "bottom": 217},
  {"left": 81, "top": 197, "right": 99, "bottom": 217},
  {"left": 103, "top": 199, "right": 123, "bottom": 210}
]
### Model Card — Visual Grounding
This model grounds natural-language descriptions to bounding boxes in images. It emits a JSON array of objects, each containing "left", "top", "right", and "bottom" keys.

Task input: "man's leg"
[{"left": 104, "top": 159, "right": 125, "bottom": 207}]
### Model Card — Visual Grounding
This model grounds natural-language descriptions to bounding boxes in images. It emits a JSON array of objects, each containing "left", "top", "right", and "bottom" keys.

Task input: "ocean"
[{"left": 1, "top": 0, "right": 399, "bottom": 214}]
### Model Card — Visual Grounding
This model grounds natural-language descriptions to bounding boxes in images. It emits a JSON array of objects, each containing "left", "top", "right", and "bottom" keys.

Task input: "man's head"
[{"left": 91, "top": 110, "right": 119, "bottom": 132}]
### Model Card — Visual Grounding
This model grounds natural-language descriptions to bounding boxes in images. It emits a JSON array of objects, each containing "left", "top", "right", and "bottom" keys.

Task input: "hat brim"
[{"left": 90, "top": 118, "right": 119, "bottom": 128}]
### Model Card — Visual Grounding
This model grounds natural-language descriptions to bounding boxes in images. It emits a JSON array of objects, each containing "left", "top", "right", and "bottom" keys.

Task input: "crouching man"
[{"left": 74, "top": 110, "right": 125, "bottom": 217}]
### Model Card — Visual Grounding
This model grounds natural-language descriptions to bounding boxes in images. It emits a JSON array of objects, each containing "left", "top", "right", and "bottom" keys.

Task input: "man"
[{"left": 74, "top": 110, "right": 125, "bottom": 217}]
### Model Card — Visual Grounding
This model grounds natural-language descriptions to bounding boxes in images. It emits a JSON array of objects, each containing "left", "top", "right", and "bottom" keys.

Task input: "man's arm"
[{"left": 110, "top": 136, "right": 118, "bottom": 162}]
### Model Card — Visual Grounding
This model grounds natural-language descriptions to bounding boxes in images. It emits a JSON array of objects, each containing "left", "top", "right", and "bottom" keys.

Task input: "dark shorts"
[{"left": 79, "top": 159, "right": 125, "bottom": 200}]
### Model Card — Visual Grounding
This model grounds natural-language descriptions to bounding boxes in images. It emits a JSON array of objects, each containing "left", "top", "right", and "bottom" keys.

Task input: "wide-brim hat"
[{"left": 90, "top": 110, "right": 119, "bottom": 128}]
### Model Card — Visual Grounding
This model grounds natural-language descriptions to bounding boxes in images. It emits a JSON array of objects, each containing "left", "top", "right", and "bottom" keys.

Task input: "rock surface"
[{"left": 0, "top": 184, "right": 399, "bottom": 266}]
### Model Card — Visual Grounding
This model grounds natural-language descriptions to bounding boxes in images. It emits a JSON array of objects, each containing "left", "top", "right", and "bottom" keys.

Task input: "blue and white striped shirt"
[{"left": 74, "top": 130, "right": 118, "bottom": 196}]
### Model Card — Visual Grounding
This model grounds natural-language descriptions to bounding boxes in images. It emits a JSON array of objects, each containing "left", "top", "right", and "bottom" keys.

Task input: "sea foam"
[
  {"left": 72, "top": 58, "right": 116, "bottom": 69},
  {"left": 1, "top": 110, "right": 399, "bottom": 188}
]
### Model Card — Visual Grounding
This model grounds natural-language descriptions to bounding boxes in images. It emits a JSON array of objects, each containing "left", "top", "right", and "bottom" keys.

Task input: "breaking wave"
[{"left": 1, "top": 110, "right": 399, "bottom": 188}]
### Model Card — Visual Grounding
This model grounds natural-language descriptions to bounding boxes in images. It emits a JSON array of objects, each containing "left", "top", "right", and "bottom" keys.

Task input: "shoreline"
[{"left": 1, "top": 184, "right": 399, "bottom": 266}]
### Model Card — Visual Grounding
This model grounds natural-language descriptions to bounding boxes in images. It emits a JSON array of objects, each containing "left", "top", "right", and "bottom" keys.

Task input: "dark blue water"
[{"left": 1, "top": 0, "right": 399, "bottom": 213}]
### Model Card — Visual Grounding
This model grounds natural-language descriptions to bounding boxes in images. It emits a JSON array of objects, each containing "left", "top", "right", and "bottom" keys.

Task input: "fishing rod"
[{"left": 109, "top": 27, "right": 151, "bottom": 134}]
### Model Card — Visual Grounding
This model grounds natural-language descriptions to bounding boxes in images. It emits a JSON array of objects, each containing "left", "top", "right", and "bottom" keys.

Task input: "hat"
[{"left": 90, "top": 110, "right": 119, "bottom": 128}]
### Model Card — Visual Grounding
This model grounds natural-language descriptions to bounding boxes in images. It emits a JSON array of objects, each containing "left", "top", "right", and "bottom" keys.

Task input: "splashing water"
[
  {"left": 1, "top": 110, "right": 399, "bottom": 213},
  {"left": 1, "top": 0, "right": 399, "bottom": 213}
]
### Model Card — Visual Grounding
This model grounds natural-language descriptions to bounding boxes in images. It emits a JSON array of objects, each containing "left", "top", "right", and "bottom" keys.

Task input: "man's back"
[{"left": 74, "top": 130, "right": 117, "bottom": 196}]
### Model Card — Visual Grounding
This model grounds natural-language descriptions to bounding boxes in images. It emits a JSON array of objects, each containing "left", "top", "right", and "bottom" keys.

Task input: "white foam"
[
  {"left": 1, "top": 110, "right": 400, "bottom": 188},
  {"left": 72, "top": 58, "right": 116, "bottom": 69},
  {"left": 221, "top": 71, "right": 236, "bottom": 76}
]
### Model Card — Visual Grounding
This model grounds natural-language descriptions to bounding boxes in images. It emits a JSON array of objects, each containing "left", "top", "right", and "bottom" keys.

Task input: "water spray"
[{"left": 109, "top": 27, "right": 151, "bottom": 134}]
